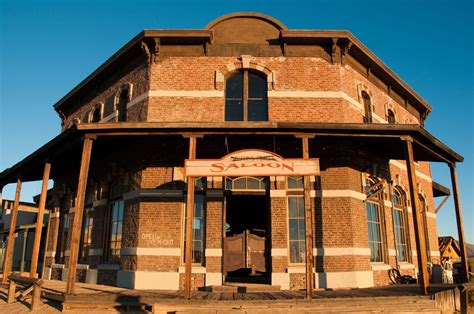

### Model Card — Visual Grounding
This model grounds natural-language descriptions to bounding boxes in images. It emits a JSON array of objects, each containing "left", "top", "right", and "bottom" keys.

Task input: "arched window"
[
  {"left": 117, "top": 89, "right": 129, "bottom": 122},
  {"left": 365, "top": 178, "right": 386, "bottom": 262},
  {"left": 387, "top": 109, "right": 396, "bottom": 124},
  {"left": 225, "top": 176, "right": 266, "bottom": 190},
  {"left": 392, "top": 187, "right": 410, "bottom": 262},
  {"left": 362, "top": 91, "right": 373, "bottom": 123},
  {"left": 225, "top": 70, "right": 268, "bottom": 121},
  {"left": 90, "top": 105, "right": 102, "bottom": 123},
  {"left": 419, "top": 194, "right": 431, "bottom": 261},
  {"left": 106, "top": 179, "right": 125, "bottom": 263}
]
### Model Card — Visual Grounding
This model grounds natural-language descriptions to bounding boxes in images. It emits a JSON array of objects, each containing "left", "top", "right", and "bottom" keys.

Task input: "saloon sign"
[{"left": 184, "top": 149, "right": 319, "bottom": 177}]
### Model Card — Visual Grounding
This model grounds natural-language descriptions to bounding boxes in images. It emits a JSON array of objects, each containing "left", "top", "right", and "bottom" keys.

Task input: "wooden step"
[{"left": 211, "top": 284, "right": 281, "bottom": 292}]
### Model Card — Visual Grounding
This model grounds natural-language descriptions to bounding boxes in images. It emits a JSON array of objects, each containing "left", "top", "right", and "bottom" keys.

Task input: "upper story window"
[
  {"left": 89, "top": 104, "right": 102, "bottom": 123},
  {"left": 362, "top": 91, "right": 373, "bottom": 123},
  {"left": 225, "top": 70, "right": 268, "bottom": 121},
  {"left": 117, "top": 89, "right": 129, "bottom": 122},
  {"left": 387, "top": 109, "right": 396, "bottom": 124}
]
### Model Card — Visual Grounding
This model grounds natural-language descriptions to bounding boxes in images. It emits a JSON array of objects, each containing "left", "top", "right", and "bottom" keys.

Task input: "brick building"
[{"left": 0, "top": 13, "right": 468, "bottom": 296}]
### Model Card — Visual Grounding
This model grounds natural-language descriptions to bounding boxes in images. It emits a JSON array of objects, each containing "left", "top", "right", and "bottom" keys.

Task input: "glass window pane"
[
  {"left": 226, "top": 73, "right": 243, "bottom": 99},
  {"left": 248, "top": 72, "right": 267, "bottom": 98},
  {"left": 289, "top": 219, "right": 299, "bottom": 240},
  {"left": 248, "top": 100, "right": 268, "bottom": 121},
  {"left": 225, "top": 100, "right": 244, "bottom": 121}
]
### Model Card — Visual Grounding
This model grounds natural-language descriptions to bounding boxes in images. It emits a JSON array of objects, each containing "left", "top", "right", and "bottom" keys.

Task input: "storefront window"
[
  {"left": 288, "top": 196, "right": 305, "bottom": 263},
  {"left": 392, "top": 187, "right": 409, "bottom": 262},
  {"left": 184, "top": 194, "right": 205, "bottom": 264}
]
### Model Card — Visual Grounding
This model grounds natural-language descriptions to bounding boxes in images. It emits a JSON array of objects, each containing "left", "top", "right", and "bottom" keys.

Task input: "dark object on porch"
[{"left": 388, "top": 268, "right": 417, "bottom": 284}]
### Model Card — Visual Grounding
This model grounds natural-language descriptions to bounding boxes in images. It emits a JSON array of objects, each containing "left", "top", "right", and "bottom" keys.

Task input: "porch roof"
[{"left": 0, "top": 122, "right": 463, "bottom": 186}]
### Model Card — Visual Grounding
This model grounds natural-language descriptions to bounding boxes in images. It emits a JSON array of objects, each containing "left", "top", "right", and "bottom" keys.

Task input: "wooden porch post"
[
  {"left": 449, "top": 163, "right": 469, "bottom": 283},
  {"left": 302, "top": 136, "right": 314, "bottom": 299},
  {"left": 29, "top": 162, "right": 51, "bottom": 278},
  {"left": 66, "top": 137, "right": 94, "bottom": 295},
  {"left": 2, "top": 178, "right": 22, "bottom": 284},
  {"left": 403, "top": 137, "right": 429, "bottom": 295},
  {"left": 184, "top": 136, "right": 197, "bottom": 299}
]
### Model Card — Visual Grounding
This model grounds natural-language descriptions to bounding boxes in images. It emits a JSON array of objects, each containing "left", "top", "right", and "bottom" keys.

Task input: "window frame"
[
  {"left": 182, "top": 178, "right": 207, "bottom": 265},
  {"left": 392, "top": 187, "right": 411, "bottom": 263},
  {"left": 104, "top": 180, "right": 125, "bottom": 264},
  {"left": 365, "top": 178, "right": 388, "bottom": 263},
  {"left": 362, "top": 91, "right": 373, "bottom": 123},
  {"left": 287, "top": 194, "right": 306, "bottom": 264},
  {"left": 225, "top": 70, "right": 268, "bottom": 122}
]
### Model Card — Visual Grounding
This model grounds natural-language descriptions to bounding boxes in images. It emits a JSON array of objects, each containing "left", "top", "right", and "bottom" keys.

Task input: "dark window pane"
[
  {"left": 226, "top": 73, "right": 244, "bottom": 99},
  {"left": 225, "top": 100, "right": 243, "bottom": 121},
  {"left": 248, "top": 100, "right": 268, "bottom": 121},
  {"left": 289, "top": 219, "right": 299, "bottom": 239},
  {"left": 248, "top": 72, "right": 267, "bottom": 98}
]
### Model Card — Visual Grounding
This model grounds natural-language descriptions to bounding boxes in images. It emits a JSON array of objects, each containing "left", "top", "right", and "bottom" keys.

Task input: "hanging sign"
[{"left": 184, "top": 149, "right": 319, "bottom": 177}]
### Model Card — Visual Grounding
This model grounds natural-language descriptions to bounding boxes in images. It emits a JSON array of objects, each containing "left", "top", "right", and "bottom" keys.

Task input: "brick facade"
[{"left": 41, "top": 13, "right": 444, "bottom": 291}]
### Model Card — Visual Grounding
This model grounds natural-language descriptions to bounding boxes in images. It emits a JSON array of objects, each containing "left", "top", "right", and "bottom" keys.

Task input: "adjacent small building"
[{"left": 0, "top": 13, "right": 468, "bottom": 294}]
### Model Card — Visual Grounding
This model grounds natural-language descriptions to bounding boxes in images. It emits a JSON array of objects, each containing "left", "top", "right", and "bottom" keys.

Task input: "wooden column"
[
  {"left": 2, "top": 178, "right": 22, "bottom": 284},
  {"left": 449, "top": 163, "right": 469, "bottom": 283},
  {"left": 184, "top": 136, "right": 197, "bottom": 299},
  {"left": 66, "top": 137, "right": 94, "bottom": 295},
  {"left": 302, "top": 136, "right": 314, "bottom": 299},
  {"left": 30, "top": 162, "right": 51, "bottom": 278},
  {"left": 403, "top": 138, "right": 429, "bottom": 295}
]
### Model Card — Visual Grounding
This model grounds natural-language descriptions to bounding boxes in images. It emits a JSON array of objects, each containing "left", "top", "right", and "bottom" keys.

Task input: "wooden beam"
[
  {"left": 2, "top": 178, "right": 22, "bottom": 284},
  {"left": 184, "top": 136, "right": 196, "bottom": 299},
  {"left": 66, "top": 138, "right": 94, "bottom": 295},
  {"left": 302, "top": 136, "right": 314, "bottom": 299},
  {"left": 30, "top": 162, "right": 51, "bottom": 278},
  {"left": 403, "top": 138, "right": 429, "bottom": 295},
  {"left": 449, "top": 164, "right": 469, "bottom": 283},
  {"left": 434, "top": 195, "right": 449, "bottom": 213},
  {"left": 41, "top": 207, "right": 56, "bottom": 279}
]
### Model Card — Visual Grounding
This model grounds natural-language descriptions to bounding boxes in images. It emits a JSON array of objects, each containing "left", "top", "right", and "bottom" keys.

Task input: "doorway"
[{"left": 224, "top": 194, "right": 270, "bottom": 284}]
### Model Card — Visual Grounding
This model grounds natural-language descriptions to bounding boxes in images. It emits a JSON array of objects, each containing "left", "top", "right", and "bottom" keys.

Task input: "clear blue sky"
[{"left": 1, "top": 0, "right": 473, "bottom": 242}]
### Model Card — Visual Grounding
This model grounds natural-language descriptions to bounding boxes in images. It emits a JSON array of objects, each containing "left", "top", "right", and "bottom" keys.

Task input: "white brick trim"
[
  {"left": 425, "top": 212, "right": 437, "bottom": 219},
  {"left": 271, "top": 248, "right": 288, "bottom": 256},
  {"left": 117, "top": 270, "right": 179, "bottom": 290},
  {"left": 430, "top": 250, "right": 441, "bottom": 257},
  {"left": 389, "top": 249, "right": 397, "bottom": 257},
  {"left": 398, "top": 263, "right": 416, "bottom": 269},
  {"left": 314, "top": 271, "right": 374, "bottom": 289},
  {"left": 390, "top": 160, "right": 432, "bottom": 182},
  {"left": 45, "top": 251, "right": 56, "bottom": 257},
  {"left": 371, "top": 263, "right": 391, "bottom": 271},
  {"left": 313, "top": 247, "right": 371, "bottom": 256},
  {"left": 271, "top": 272, "right": 290, "bottom": 290},
  {"left": 269, "top": 190, "right": 286, "bottom": 198},
  {"left": 120, "top": 247, "right": 181, "bottom": 256},
  {"left": 205, "top": 248, "right": 222, "bottom": 257},
  {"left": 317, "top": 190, "right": 366, "bottom": 201},
  {"left": 178, "top": 266, "right": 206, "bottom": 274},
  {"left": 206, "top": 272, "right": 223, "bottom": 286}
]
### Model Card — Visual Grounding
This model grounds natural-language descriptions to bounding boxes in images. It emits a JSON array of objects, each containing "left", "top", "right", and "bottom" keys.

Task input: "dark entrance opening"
[{"left": 224, "top": 194, "right": 270, "bottom": 284}]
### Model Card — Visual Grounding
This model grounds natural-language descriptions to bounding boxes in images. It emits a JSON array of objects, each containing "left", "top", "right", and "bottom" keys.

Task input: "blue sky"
[{"left": 1, "top": 0, "right": 473, "bottom": 242}]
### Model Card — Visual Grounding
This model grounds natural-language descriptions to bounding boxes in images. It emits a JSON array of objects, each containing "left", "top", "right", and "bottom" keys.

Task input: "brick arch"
[{"left": 216, "top": 59, "right": 275, "bottom": 91}]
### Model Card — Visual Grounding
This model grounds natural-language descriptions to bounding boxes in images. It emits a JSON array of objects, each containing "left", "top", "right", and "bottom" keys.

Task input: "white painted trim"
[
  {"left": 97, "top": 264, "right": 120, "bottom": 270},
  {"left": 425, "top": 212, "right": 437, "bottom": 219},
  {"left": 51, "top": 264, "right": 65, "bottom": 269},
  {"left": 371, "top": 263, "right": 391, "bottom": 271},
  {"left": 89, "top": 248, "right": 103, "bottom": 256},
  {"left": 178, "top": 266, "right": 206, "bottom": 274},
  {"left": 430, "top": 250, "right": 441, "bottom": 257},
  {"left": 205, "top": 248, "right": 222, "bottom": 257},
  {"left": 412, "top": 250, "right": 418, "bottom": 257},
  {"left": 50, "top": 212, "right": 60, "bottom": 218},
  {"left": 313, "top": 247, "right": 371, "bottom": 256},
  {"left": 270, "top": 190, "right": 286, "bottom": 198},
  {"left": 86, "top": 269, "right": 98, "bottom": 284},
  {"left": 407, "top": 206, "right": 413, "bottom": 213},
  {"left": 271, "top": 272, "right": 290, "bottom": 290},
  {"left": 205, "top": 272, "right": 223, "bottom": 286},
  {"left": 76, "top": 264, "right": 89, "bottom": 270},
  {"left": 64, "top": 250, "right": 70, "bottom": 257},
  {"left": 117, "top": 270, "right": 179, "bottom": 290},
  {"left": 389, "top": 249, "right": 397, "bottom": 257},
  {"left": 384, "top": 200, "right": 392, "bottom": 207},
  {"left": 43, "top": 267, "right": 52, "bottom": 280},
  {"left": 390, "top": 160, "right": 432, "bottom": 182},
  {"left": 149, "top": 90, "right": 223, "bottom": 98},
  {"left": 287, "top": 266, "right": 306, "bottom": 274},
  {"left": 314, "top": 271, "right": 373, "bottom": 289},
  {"left": 126, "top": 92, "right": 148, "bottom": 109},
  {"left": 45, "top": 251, "right": 56, "bottom": 257},
  {"left": 102, "top": 111, "right": 116, "bottom": 122},
  {"left": 92, "top": 199, "right": 108, "bottom": 207},
  {"left": 316, "top": 190, "right": 366, "bottom": 201},
  {"left": 271, "top": 248, "right": 288, "bottom": 256},
  {"left": 120, "top": 247, "right": 181, "bottom": 256}
]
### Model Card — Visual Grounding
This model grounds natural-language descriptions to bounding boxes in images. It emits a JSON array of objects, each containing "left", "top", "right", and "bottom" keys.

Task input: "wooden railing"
[{"left": 7, "top": 274, "right": 44, "bottom": 311}]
